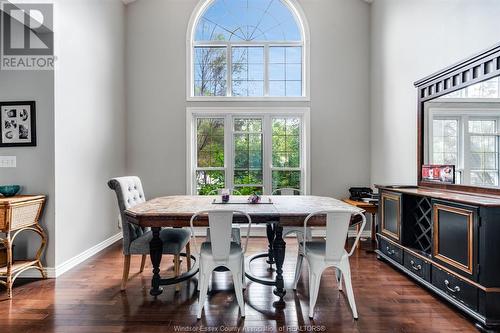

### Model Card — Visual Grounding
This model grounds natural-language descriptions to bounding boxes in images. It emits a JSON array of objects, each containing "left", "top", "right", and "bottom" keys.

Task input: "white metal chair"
[
  {"left": 292, "top": 210, "right": 366, "bottom": 319},
  {"left": 272, "top": 188, "right": 313, "bottom": 242},
  {"left": 206, "top": 188, "right": 242, "bottom": 244},
  {"left": 190, "top": 210, "right": 252, "bottom": 319}
]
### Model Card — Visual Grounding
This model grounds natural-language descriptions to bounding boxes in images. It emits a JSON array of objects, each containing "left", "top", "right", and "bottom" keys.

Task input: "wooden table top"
[
  {"left": 342, "top": 198, "right": 378, "bottom": 208},
  {"left": 0, "top": 195, "right": 46, "bottom": 207},
  {"left": 125, "top": 195, "right": 364, "bottom": 227}
]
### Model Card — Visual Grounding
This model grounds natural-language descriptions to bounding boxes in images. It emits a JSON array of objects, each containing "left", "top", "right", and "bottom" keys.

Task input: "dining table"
[{"left": 124, "top": 195, "right": 363, "bottom": 307}]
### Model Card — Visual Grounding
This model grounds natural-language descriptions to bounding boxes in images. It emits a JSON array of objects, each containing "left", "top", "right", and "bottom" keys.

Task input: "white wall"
[
  {"left": 54, "top": 0, "right": 126, "bottom": 266},
  {"left": 370, "top": 0, "right": 500, "bottom": 186},
  {"left": 126, "top": 0, "right": 371, "bottom": 199},
  {"left": 0, "top": 69, "right": 55, "bottom": 267}
]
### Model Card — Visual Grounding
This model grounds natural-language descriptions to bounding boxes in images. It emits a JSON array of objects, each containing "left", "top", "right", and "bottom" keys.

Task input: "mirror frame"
[{"left": 415, "top": 42, "right": 500, "bottom": 195}]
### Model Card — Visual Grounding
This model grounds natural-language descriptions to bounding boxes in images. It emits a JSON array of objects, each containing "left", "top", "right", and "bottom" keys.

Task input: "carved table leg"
[
  {"left": 272, "top": 224, "right": 286, "bottom": 307},
  {"left": 149, "top": 227, "right": 163, "bottom": 297},
  {"left": 266, "top": 223, "right": 275, "bottom": 269}
]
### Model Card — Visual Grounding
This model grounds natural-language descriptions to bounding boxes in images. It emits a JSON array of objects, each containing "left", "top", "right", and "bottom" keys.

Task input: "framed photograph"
[
  {"left": 422, "top": 164, "right": 455, "bottom": 184},
  {"left": 0, "top": 101, "right": 36, "bottom": 147}
]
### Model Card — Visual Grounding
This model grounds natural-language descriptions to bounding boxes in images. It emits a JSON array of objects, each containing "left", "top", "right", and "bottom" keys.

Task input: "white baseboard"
[{"left": 19, "top": 232, "right": 123, "bottom": 279}]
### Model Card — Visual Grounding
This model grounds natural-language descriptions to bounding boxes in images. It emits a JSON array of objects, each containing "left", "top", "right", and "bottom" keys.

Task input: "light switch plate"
[{"left": 0, "top": 156, "right": 16, "bottom": 168}]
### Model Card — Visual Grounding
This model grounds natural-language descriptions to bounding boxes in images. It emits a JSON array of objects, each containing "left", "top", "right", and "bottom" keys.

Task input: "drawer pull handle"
[
  {"left": 444, "top": 280, "right": 461, "bottom": 293},
  {"left": 386, "top": 246, "right": 395, "bottom": 255},
  {"left": 410, "top": 260, "right": 422, "bottom": 271}
]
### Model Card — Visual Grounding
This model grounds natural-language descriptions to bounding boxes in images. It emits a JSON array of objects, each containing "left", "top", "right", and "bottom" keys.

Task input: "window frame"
[
  {"left": 427, "top": 107, "right": 500, "bottom": 187},
  {"left": 186, "top": 0, "right": 310, "bottom": 102},
  {"left": 186, "top": 107, "right": 310, "bottom": 195}
]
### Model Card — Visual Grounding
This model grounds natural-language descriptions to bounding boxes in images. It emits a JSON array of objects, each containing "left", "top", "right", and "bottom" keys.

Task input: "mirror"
[{"left": 424, "top": 76, "right": 500, "bottom": 188}]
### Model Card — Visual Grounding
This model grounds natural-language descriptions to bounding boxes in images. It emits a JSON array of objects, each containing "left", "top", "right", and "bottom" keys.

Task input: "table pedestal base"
[
  {"left": 149, "top": 227, "right": 199, "bottom": 297},
  {"left": 245, "top": 222, "right": 287, "bottom": 307}
]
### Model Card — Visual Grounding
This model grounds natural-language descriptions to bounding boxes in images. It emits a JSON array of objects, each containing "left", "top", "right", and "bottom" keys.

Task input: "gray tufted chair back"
[{"left": 108, "top": 176, "right": 149, "bottom": 255}]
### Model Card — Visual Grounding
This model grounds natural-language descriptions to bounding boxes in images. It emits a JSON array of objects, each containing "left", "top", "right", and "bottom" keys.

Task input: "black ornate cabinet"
[{"left": 376, "top": 186, "right": 500, "bottom": 331}]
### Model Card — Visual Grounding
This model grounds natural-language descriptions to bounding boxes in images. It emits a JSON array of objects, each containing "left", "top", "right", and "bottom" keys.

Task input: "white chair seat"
[
  {"left": 300, "top": 241, "right": 348, "bottom": 260},
  {"left": 283, "top": 226, "right": 312, "bottom": 241},
  {"left": 200, "top": 241, "right": 243, "bottom": 259}
]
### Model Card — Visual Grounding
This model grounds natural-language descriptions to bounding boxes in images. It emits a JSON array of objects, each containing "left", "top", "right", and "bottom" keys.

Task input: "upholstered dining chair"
[
  {"left": 108, "top": 176, "right": 191, "bottom": 291},
  {"left": 292, "top": 209, "right": 366, "bottom": 319},
  {"left": 190, "top": 210, "right": 252, "bottom": 319}
]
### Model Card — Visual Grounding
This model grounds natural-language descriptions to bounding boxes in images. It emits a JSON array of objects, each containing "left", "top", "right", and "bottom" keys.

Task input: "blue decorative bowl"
[{"left": 0, "top": 185, "right": 21, "bottom": 197}]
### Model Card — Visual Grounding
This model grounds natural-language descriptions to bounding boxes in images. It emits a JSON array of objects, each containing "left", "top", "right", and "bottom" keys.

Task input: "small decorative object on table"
[
  {"left": 221, "top": 189, "right": 230, "bottom": 203},
  {"left": 0, "top": 185, "right": 21, "bottom": 197},
  {"left": 247, "top": 194, "right": 261, "bottom": 204}
]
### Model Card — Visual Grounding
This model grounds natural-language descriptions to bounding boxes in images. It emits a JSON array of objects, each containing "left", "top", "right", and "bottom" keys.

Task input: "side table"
[
  {"left": 342, "top": 198, "right": 378, "bottom": 252},
  {"left": 0, "top": 195, "right": 47, "bottom": 299}
]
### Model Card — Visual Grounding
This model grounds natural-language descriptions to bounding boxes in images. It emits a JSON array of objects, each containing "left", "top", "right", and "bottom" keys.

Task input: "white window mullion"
[
  {"left": 225, "top": 114, "right": 233, "bottom": 190},
  {"left": 300, "top": 115, "right": 306, "bottom": 194},
  {"left": 463, "top": 115, "right": 471, "bottom": 185},
  {"left": 263, "top": 114, "right": 272, "bottom": 194},
  {"left": 497, "top": 117, "right": 500, "bottom": 184},
  {"left": 264, "top": 44, "right": 270, "bottom": 97},
  {"left": 227, "top": 45, "right": 232, "bottom": 97}
]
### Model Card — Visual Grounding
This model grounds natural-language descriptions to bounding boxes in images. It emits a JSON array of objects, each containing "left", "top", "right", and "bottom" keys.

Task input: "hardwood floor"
[{"left": 0, "top": 238, "right": 477, "bottom": 333}]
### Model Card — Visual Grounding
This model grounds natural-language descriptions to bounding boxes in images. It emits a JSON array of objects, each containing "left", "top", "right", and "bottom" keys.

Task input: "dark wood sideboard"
[{"left": 375, "top": 185, "right": 500, "bottom": 331}]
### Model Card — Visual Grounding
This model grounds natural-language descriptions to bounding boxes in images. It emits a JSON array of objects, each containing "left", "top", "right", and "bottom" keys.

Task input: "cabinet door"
[
  {"left": 380, "top": 191, "right": 402, "bottom": 242},
  {"left": 432, "top": 201, "right": 477, "bottom": 279}
]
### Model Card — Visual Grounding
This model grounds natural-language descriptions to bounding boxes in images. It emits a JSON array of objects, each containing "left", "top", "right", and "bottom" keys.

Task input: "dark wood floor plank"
[{"left": 0, "top": 238, "right": 477, "bottom": 332}]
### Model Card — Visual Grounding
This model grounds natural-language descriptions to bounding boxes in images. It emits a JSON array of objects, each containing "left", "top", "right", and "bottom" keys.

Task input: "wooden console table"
[{"left": 0, "top": 195, "right": 47, "bottom": 299}]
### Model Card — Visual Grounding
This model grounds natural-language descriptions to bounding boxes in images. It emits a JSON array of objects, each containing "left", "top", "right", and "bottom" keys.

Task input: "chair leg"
[
  {"left": 174, "top": 254, "right": 181, "bottom": 292},
  {"left": 6, "top": 275, "right": 12, "bottom": 299},
  {"left": 308, "top": 270, "right": 322, "bottom": 319},
  {"left": 336, "top": 268, "right": 343, "bottom": 291},
  {"left": 197, "top": 261, "right": 201, "bottom": 292},
  {"left": 121, "top": 255, "right": 131, "bottom": 291},
  {"left": 139, "top": 255, "right": 147, "bottom": 273},
  {"left": 356, "top": 225, "right": 361, "bottom": 249},
  {"left": 242, "top": 259, "right": 246, "bottom": 290},
  {"left": 186, "top": 243, "right": 192, "bottom": 271},
  {"left": 197, "top": 264, "right": 211, "bottom": 319},
  {"left": 340, "top": 259, "right": 358, "bottom": 319},
  {"left": 231, "top": 267, "right": 246, "bottom": 318},
  {"left": 292, "top": 254, "right": 304, "bottom": 290}
]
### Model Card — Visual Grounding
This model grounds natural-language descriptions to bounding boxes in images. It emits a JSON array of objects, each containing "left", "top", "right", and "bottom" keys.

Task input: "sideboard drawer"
[
  {"left": 380, "top": 238, "right": 403, "bottom": 264},
  {"left": 404, "top": 251, "right": 431, "bottom": 282},
  {"left": 432, "top": 266, "right": 478, "bottom": 311}
]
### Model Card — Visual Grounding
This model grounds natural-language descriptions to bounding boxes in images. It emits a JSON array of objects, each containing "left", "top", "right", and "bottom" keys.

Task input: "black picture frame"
[{"left": 0, "top": 101, "right": 37, "bottom": 147}]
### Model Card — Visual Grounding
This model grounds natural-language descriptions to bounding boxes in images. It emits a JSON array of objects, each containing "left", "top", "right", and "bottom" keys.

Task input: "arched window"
[{"left": 188, "top": 0, "right": 309, "bottom": 99}]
